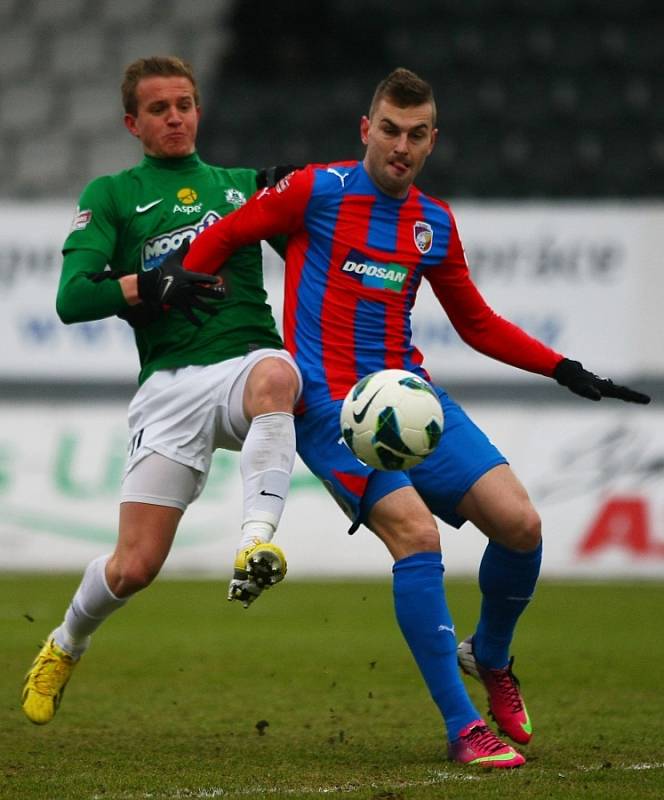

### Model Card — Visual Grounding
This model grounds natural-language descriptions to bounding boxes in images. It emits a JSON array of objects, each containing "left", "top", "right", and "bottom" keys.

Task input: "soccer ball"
[{"left": 340, "top": 369, "right": 444, "bottom": 470}]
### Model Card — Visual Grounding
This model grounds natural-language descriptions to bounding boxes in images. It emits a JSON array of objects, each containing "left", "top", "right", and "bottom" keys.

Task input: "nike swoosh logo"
[
  {"left": 135, "top": 199, "right": 163, "bottom": 213},
  {"left": 352, "top": 389, "right": 381, "bottom": 424},
  {"left": 259, "top": 490, "right": 284, "bottom": 499},
  {"left": 158, "top": 275, "right": 174, "bottom": 302}
]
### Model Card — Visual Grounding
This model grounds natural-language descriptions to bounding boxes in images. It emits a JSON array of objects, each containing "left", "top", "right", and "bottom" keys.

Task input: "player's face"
[
  {"left": 124, "top": 76, "right": 200, "bottom": 158},
  {"left": 361, "top": 99, "right": 437, "bottom": 198}
]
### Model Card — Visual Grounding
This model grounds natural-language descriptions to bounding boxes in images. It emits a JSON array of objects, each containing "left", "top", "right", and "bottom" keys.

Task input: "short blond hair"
[
  {"left": 368, "top": 67, "right": 437, "bottom": 126},
  {"left": 121, "top": 56, "right": 199, "bottom": 115}
]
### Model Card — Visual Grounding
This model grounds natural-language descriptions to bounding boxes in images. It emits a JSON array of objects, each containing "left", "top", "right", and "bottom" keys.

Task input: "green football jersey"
[{"left": 60, "top": 152, "right": 283, "bottom": 384}]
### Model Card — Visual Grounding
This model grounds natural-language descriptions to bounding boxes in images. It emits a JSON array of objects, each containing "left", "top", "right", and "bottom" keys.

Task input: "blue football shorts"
[{"left": 295, "top": 387, "right": 507, "bottom": 532}]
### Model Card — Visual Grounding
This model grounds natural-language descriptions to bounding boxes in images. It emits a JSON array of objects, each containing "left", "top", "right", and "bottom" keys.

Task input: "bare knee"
[
  {"left": 106, "top": 553, "right": 161, "bottom": 597},
  {"left": 244, "top": 358, "right": 299, "bottom": 417},
  {"left": 502, "top": 504, "right": 542, "bottom": 552}
]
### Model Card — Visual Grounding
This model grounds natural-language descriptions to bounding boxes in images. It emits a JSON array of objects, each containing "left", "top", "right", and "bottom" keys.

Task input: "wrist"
[{"left": 119, "top": 274, "right": 141, "bottom": 306}]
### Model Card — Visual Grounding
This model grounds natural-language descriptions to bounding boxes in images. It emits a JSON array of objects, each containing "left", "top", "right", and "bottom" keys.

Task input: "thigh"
[
  {"left": 295, "top": 402, "right": 413, "bottom": 533},
  {"left": 121, "top": 451, "right": 200, "bottom": 510},
  {"left": 368, "top": 486, "right": 440, "bottom": 560},
  {"left": 409, "top": 389, "right": 507, "bottom": 528},
  {"left": 126, "top": 365, "right": 222, "bottom": 476},
  {"left": 456, "top": 463, "right": 541, "bottom": 550}
]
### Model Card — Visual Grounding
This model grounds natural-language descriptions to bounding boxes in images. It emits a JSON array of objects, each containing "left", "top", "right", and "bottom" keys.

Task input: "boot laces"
[
  {"left": 464, "top": 723, "right": 506, "bottom": 755},
  {"left": 32, "top": 650, "right": 72, "bottom": 693},
  {"left": 492, "top": 657, "right": 524, "bottom": 713}
]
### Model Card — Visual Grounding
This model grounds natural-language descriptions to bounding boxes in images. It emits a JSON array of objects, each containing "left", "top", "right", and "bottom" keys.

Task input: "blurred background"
[{"left": 0, "top": 0, "right": 662, "bottom": 579}]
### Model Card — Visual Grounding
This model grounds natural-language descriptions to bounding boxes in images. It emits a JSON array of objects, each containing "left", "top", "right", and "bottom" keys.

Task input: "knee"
[
  {"left": 247, "top": 359, "right": 299, "bottom": 414},
  {"left": 372, "top": 510, "right": 440, "bottom": 559},
  {"left": 106, "top": 554, "right": 160, "bottom": 597},
  {"left": 506, "top": 505, "right": 542, "bottom": 553}
]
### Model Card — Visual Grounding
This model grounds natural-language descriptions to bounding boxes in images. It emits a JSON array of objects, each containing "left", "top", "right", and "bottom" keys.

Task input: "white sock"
[
  {"left": 239, "top": 412, "right": 295, "bottom": 550},
  {"left": 52, "top": 554, "right": 128, "bottom": 658}
]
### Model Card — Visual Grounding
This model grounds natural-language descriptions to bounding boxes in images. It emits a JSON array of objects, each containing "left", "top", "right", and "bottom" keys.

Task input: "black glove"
[
  {"left": 554, "top": 358, "right": 651, "bottom": 404},
  {"left": 87, "top": 269, "right": 162, "bottom": 328},
  {"left": 255, "top": 164, "right": 301, "bottom": 189},
  {"left": 137, "top": 240, "right": 224, "bottom": 327},
  {"left": 117, "top": 304, "right": 163, "bottom": 329}
]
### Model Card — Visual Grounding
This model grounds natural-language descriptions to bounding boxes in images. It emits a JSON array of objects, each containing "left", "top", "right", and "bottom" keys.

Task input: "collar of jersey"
[{"left": 142, "top": 152, "right": 202, "bottom": 171}]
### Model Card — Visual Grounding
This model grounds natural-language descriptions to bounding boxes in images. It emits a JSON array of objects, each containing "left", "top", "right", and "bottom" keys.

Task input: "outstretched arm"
[
  {"left": 428, "top": 217, "right": 650, "bottom": 405},
  {"left": 183, "top": 167, "right": 313, "bottom": 275}
]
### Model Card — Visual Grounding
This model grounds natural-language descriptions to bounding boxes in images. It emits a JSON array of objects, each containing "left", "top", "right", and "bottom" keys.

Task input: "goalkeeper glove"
[
  {"left": 554, "top": 358, "right": 651, "bottom": 404},
  {"left": 255, "top": 164, "right": 301, "bottom": 189},
  {"left": 137, "top": 240, "right": 224, "bottom": 327}
]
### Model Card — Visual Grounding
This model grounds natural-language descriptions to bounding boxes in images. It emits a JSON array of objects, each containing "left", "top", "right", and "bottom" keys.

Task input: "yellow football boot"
[
  {"left": 228, "top": 541, "right": 287, "bottom": 608},
  {"left": 22, "top": 636, "right": 78, "bottom": 725}
]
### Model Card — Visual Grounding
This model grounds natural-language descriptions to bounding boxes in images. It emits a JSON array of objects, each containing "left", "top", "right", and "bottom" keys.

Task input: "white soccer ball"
[{"left": 340, "top": 369, "right": 444, "bottom": 471}]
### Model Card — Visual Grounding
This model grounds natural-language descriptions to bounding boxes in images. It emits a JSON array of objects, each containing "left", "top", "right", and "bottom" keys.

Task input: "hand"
[
  {"left": 117, "top": 304, "right": 163, "bottom": 329},
  {"left": 554, "top": 358, "right": 651, "bottom": 404},
  {"left": 227, "top": 576, "right": 264, "bottom": 609},
  {"left": 137, "top": 240, "right": 224, "bottom": 327},
  {"left": 255, "top": 164, "right": 301, "bottom": 189}
]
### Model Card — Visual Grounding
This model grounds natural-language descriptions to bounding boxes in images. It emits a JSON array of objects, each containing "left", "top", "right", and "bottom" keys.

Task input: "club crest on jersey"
[
  {"left": 341, "top": 249, "right": 408, "bottom": 293},
  {"left": 225, "top": 188, "right": 246, "bottom": 207},
  {"left": 413, "top": 221, "right": 433, "bottom": 254},
  {"left": 142, "top": 211, "right": 222, "bottom": 271}
]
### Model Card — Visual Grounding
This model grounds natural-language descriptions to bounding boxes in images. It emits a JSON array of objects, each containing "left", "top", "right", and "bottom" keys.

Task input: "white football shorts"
[{"left": 120, "top": 348, "right": 301, "bottom": 508}]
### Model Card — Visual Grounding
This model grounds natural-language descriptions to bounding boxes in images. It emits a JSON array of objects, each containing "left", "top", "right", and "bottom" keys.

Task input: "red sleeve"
[
  {"left": 427, "top": 214, "right": 564, "bottom": 377},
  {"left": 183, "top": 167, "right": 314, "bottom": 274}
]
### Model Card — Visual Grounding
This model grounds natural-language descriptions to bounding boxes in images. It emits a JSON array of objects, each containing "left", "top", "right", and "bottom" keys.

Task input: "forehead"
[
  {"left": 372, "top": 98, "right": 435, "bottom": 130},
  {"left": 135, "top": 76, "right": 196, "bottom": 108}
]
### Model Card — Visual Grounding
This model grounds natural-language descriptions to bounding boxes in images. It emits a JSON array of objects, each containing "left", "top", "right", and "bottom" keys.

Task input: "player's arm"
[
  {"left": 255, "top": 164, "right": 301, "bottom": 259},
  {"left": 184, "top": 166, "right": 313, "bottom": 275},
  {"left": 428, "top": 215, "right": 650, "bottom": 404},
  {"left": 57, "top": 248, "right": 133, "bottom": 323}
]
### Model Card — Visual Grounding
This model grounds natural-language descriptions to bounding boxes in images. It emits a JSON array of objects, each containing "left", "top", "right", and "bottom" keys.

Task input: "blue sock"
[
  {"left": 474, "top": 540, "right": 542, "bottom": 669},
  {"left": 393, "top": 551, "right": 479, "bottom": 741}
]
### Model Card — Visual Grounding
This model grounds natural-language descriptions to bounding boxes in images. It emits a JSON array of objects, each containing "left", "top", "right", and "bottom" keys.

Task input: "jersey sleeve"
[
  {"left": 57, "top": 176, "right": 129, "bottom": 323},
  {"left": 184, "top": 166, "right": 314, "bottom": 274},
  {"left": 427, "top": 212, "right": 564, "bottom": 377}
]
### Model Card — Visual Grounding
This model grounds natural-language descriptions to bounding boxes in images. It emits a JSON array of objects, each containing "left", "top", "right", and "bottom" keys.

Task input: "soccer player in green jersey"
[{"left": 21, "top": 56, "right": 302, "bottom": 725}]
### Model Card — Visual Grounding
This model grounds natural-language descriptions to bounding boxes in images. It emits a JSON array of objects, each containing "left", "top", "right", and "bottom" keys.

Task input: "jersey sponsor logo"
[
  {"left": 413, "top": 220, "right": 433, "bottom": 254},
  {"left": 177, "top": 187, "right": 198, "bottom": 204},
  {"left": 142, "top": 211, "right": 222, "bottom": 271},
  {"left": 173, "top": 187, "right": 202, "bottom": 214},
  {"left": 341, "top": 250, "right": 409, "bottom": 293},
  {"left": 225, "top": 188, "right": 246, "bottom": 206},
  {"left": 135, "top": 198, "right": 163, "bottom": 213},
  {"left": 69, "top": 206, "right": 92, "bottom": 232}
]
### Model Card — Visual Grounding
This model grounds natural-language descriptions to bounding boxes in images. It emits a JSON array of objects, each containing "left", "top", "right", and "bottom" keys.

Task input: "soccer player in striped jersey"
[{"left": 183, "top": 68, "right": 650, "bottom": 768}]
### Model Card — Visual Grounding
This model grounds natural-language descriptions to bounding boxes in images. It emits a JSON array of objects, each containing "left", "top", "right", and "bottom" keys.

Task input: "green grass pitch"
[{"left": 1, "top": 575, "right": 663, "bottom": 800}]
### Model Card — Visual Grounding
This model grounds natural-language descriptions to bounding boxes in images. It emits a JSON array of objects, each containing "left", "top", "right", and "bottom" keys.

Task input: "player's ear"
[
  {"left": 360, "top": 115, "right": 370, "bottom": 145},
  {"left": 124, "top": 113, "right": 139, "bottom": 138},
  {"left": 428, "top": 127, "right": 438, "bottom": 154}
]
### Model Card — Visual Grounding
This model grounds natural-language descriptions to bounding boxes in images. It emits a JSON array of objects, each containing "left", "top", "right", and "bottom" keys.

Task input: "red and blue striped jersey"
[{"left": 186, "top": 161, "right": 563, "bottom": 411}]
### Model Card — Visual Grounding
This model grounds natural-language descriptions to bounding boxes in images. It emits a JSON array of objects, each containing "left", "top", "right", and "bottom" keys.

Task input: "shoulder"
[
  {"left": 307, "top": 161, "right": 360, "bottom": 194},
  {"left": 412, "top": 185, "right": 458, "bottom": 228},
  {"left": 201, "top": 163, "right": 256, "bottom": 189}
]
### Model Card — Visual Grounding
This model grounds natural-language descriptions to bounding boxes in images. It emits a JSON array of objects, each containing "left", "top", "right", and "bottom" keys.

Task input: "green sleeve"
[
  {"left": 56, "top": 249, "right": 128, "bottom": 324},
  {"left": 266, "top": 234, "right": 287, "bottom": 260},
  {"left": 58, "top": 175, "right": 131, "bottom": 323}
]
